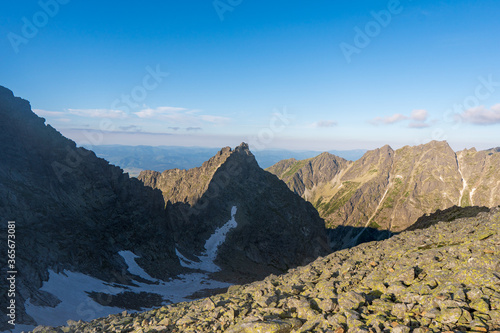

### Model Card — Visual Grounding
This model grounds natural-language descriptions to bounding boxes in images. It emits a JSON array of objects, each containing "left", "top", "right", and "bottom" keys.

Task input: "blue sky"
[{"left": 1, "top": 0, "right": 500, "bottom": 151}]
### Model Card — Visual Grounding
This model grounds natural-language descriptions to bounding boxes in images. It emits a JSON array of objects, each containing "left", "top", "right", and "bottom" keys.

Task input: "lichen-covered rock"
[{"left": 44, "top": 207, "right": 500, "bottom": 333}]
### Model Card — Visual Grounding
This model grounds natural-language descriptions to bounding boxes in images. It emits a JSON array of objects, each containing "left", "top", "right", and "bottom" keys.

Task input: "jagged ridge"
[{"left": 268, "top": 141, "right": 500, "bottom": 233}]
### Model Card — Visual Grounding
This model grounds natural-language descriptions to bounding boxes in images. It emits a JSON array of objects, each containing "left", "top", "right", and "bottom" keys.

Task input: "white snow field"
[
  {"left": 176, "top": 205, "right": 238, "bottom": 272},
  {"left": 15, "top": 207, "right": 238, "bottom": 333}
]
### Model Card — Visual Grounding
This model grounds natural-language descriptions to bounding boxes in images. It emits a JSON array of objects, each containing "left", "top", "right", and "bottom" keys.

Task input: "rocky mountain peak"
[
  {"left": 235, "top": 141, "right": 251, "bottom": 152},
  {"left": 426, "top": 139, "right": 450, "bottom": 148},
  {"left": 0, "top": 86, "right": 31, "bottom": 115},
  {"left": 139, "top": 142, "right": 259, "bottom": 205},
  {"left": 265, "top": 152, "right": 351, "bottom": 198},
  {"left": 359, "top": 144, "right": 394, "bottom": 163},
  {"left": 140, "top": 143, "right": 330, "bottom": 280}
]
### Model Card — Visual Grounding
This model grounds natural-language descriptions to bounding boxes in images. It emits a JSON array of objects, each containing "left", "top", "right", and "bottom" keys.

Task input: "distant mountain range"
[
  {"left": 89, "top": 145, "right": 367, "bottom": 176},
  {"left": 267, "top": 141, "right": 500, "bottom": 248}
]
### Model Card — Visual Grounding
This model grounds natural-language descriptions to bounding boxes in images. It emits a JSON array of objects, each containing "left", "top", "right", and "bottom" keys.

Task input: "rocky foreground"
[{"left": 32, "top": 207, "right": 500, "bottom": 333}]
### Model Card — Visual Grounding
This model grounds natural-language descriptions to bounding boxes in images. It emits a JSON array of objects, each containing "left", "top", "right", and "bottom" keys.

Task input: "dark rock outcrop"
[
  {"left": 0, "top": 86, "right": 181, "bottom": 329},
  {"left": 405, "top": 205, "right": 490, "bottom": 231}
]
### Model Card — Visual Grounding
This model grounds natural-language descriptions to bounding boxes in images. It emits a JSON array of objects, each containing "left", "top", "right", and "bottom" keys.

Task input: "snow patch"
[
  {"left": 176, "top": 206, "right": 238, "bottom": 273},
  {"left": 470, "top": 187, "right": 476, "bottom": 206},
  {"left": 204, "top": 206, "right": 238, "bottom": 263},
  {"left": 23, "top": 268, "right": 230, "bottom": 332},
  {"left": 24, "top": 270, "right": 126, "bottom": 330},
  {"left": 119, "top": 250, "right": 156, "bottom": 281},
  {"left": 457, "top": 158, "right": 467, "bottom": 205}
]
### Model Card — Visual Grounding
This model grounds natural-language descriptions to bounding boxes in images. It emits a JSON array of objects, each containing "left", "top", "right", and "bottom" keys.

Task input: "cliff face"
[
  {"left": 456, "top": 148, "right": 500, "bottom": 207},
  {"left": 266, "top": 152, "right": 350, "bottom": 199},
  {"left": 268, "top": 141, "right": 500, "bottom": 234},
  {"left": 0, "top": 86, "right": 181, "bottom": 328},
  {"left": 139, "top": 144, "right": 331, "bottom": 281}
]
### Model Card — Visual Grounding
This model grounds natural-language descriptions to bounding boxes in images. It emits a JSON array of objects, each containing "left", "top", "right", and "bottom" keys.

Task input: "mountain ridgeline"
[
  {"left": 267, "top": 141, "right": 500, "bottom": 234},
  {"left": 1, "top": 84, "right": 498, "bottom": 331}
]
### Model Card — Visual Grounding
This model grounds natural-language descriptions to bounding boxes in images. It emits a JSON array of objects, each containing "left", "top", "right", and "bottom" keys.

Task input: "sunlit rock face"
[{"left": 268, "top": 140, "right": 500, "bottom": 235}]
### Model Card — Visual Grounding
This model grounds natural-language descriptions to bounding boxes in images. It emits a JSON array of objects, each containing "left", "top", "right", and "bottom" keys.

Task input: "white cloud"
[
  {"left": 370, "top": 113, "right": 407, "bottom": 125},
  {"left": 55, "top": 118, "right": 72, "bottom": 123},
  {"left": 33, "top": 109, "right": 67, "bottom": 117},
  {"left": 460, "top": 104, "right": 500, "bottom": 125},
  {"left": 134, "top": 106, "right": 187, "bottom": 119},
  {"left": 385, "top": 113, "right": 408, "bottom": 124},
  {"left": 313, "top": 120, "right": 338, "bottom": 128},
  {"left": 411, "top": 109, "right": 428, "bottom": 121},
  {"left": 134, "top": 106, "right": 231, "bottom": 125},
  {"left": 371, "top": 110, "right": 430, "bottom": 129},
  {"left": 68, "top": 108, "right": 128, "bottom": 119}
]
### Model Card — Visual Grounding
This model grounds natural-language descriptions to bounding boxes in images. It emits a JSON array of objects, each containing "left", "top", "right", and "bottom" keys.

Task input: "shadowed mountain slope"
[
  {"left": 0, "top": 86, "right": 330, "bottom": 330},
  {"left": 0, "top": 86, "right": 181, "bottom": 329}
]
